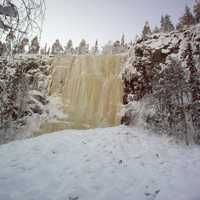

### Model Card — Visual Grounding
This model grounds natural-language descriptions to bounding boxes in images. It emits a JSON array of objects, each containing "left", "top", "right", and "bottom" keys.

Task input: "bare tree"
[{"left": 0, "top": 0, "right": 45, "bottom": 57}]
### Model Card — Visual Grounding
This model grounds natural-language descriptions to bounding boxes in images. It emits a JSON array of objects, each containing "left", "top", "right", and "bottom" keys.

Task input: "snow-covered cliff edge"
[{"left": 122, "top": 25, "right": 200, "bottom": 144}]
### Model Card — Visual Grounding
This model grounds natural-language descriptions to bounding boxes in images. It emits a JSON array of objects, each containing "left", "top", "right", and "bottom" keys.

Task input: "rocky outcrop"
[{"left": 122, "top": 25, "right": 200, "bottom": 144}]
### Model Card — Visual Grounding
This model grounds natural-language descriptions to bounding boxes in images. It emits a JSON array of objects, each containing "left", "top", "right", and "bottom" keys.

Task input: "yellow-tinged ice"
[{"left": 48, "top": 55, "right": 125, "bottom": 129}]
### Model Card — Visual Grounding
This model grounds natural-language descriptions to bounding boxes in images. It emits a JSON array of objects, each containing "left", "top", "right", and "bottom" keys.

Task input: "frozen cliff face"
[
  {"left": 0, "top": 57, "right": 51, "bottom": 144},
  {"left": 48, "top": 55, "right": 126, "bottom": 130},
  {"left": 122, "top": 24, "right": 200, "bottom": 144}
]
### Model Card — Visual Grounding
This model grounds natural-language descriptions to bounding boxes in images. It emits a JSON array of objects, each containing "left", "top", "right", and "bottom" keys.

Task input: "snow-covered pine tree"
[
  {"left": 40, "top": 43, "right": 48, "bottom": 55},
  {"left": 164, "top": 15, "right": 175, "bottom": 32},
  {"left": 47, "top": 47, "right": 50, "bottom": 55},
  {"left": 142, "top": 21, "right": 152, "bottom": 39},
  {"left": 152, "top": 57, "right": 190, "bottom": 145},
  {"left": 78, "top": 39, "right": 89, "bottom": 55},
  {"left": 29, "top": 36, "right": 40, "bottom": 54},
  {"left": 112, "top": 40, "right": 121, "bottom": 54},
  {"left": 0, "top": 42, "right": 6, "bottom": 56},
  {"left": 102, "top": 41, "right": 113, "bottom": 55},
  {"left": 133, "top": 34, "right": 140, "bottom": 45},
  {"left": 193, "top": 0, "right": 200, "bottom": 23},
  {"left": 153, "top": 26, "right": 160, "bottom": 34},
  {"left": 65, "top": 39, "right": 74, "bottom": 55},
  {"left": 91, "top": 40, "right": 99, "bottom": 55},
  {"left": 121, "top": 33, "right": 125, "bottom": 46},
  {"left": 184, "top": 43, "right": 200, "bottom": 143},
  {"left": 51, "top": 39, "right": 64, "bottom": 55},
  {"left": 176, "top": 6, "right": 195, "bottom": 30},
  {"left": 160, "top": 15, "right": 174, "bottom": 33},
  {"left": 5, "top": 31, "right": 15, "bottom": 56},
  {"left": 94, "top": 40, "right": 99, "bottom": 54},
  {"left": 15, "top": 66, "right": 29, "bottom": 120},
  {"left": 160, "top": 15, "right": 165, "bottom": 32},
  {"left": 129, "top": 40, "right": 133, "bottom": 47},
  {"left": 44, "top": 43, "right": 47, "bottom": 54},
  {"left": 14, "top": 38, "right": 29, "bottom": 54}
]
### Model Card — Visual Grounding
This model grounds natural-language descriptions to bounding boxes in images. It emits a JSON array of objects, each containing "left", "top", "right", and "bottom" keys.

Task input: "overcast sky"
[{"left": 41, "top": 0, "right": 195, "bottom": 47}]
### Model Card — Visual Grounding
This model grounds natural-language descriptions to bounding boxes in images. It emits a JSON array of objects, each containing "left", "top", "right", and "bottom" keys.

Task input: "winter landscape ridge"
[{"left": 0, "top": 1, "right": 200, "bottom": 200}]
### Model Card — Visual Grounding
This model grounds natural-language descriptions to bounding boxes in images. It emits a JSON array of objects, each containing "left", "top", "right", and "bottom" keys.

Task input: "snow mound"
[{"left": 0, "top": 126, "right": 200, "bottom": 200}]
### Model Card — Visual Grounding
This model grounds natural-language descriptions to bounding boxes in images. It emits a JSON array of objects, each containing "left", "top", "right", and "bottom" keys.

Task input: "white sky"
[{"left": 41, "top": 0, "right": 195, "bottom": 47}]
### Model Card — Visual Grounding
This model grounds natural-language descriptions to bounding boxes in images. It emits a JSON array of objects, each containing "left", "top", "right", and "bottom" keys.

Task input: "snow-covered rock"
[{"left": 122, "top": 25, "right": 200, "bottom": 144}]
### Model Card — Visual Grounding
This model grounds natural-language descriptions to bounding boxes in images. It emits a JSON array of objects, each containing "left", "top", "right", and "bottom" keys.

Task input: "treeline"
[
  {"left": 142, "top": 1, "right": 200, "bottom": 38},
  {"left": 0, "top": 35, "right": 130, "bottom": 56},
  {"left": 0, "top": 36, "right": 40, "bottom": 56},
  {"left": 41, "top": 35, "right": 130, "bottom": 56}
]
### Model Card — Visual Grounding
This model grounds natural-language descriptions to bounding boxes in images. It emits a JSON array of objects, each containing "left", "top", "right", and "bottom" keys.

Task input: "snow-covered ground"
[{"left": 0, "top": 126, "right": 200, "bottom": 200}]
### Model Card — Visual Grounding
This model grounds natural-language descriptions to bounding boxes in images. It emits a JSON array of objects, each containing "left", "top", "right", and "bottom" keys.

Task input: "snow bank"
[{"left": 0, "top": 126, "right": 200, "bottom": 200}]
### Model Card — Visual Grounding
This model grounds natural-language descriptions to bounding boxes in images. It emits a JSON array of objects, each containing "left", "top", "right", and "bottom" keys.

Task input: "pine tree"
[
  {"left": 164, "top": 15, "right": 174, "bottom": 32},
  {"left": 102, "top": 41, "right": 113, "bottom": 55},
  {"left": 160, "top": 15, "right": 165, "bottom": 32},
  {"left": 94, "top": 40, "right": 98, "bottom": 54},
  {"left": 91, "top": 40, "right": 99, "bottom": 55},
  {"left": 47, "top": 47, "right": 50, "bottom": 55},
  {"left": 194, "top": 0, "right": 200, "bottom": 23},
  {"left": 153, "top": 57, "right": 191, "bottom": 145},
  {"left": 153, "top": 26, "right": 160, "bottom": 34},
  {"left": 142, "top": 21, "right": 152, "bottom": 38},
  {"left": 66, "top": 40, "right": 73, "bottom": 49},
  {"left": 29, "top": 36, "right": 40, "bottom": 54},
  {"left": 177, "top": 6, "right": 195, "bottom": 30},
  {"left": 79, "top": 39, "right": 86, "bottom": 48},
  {"left": 160, "top": 15, "right": 174, "bottom": 33},
  {"left": 65, "top": 39, "right": 73, "bottom": 55},
  {"left": 44, "top": 43, "right": 47, "bottom": 54},
  {"left": 185, "top": 43, "right": 200, "bottom": 137},
  {"left": 15, "top": 38, "right": 29, "bottom": 54},
  {"left": 112, "top": 40, "right": 121, "bottom": 54},
  {"left": 40, "top": 43, "right": 48, "bottom": 55},
  {"left": 51, "top": 39, "right": 63, "bottom": 55},
  {"left": 78, "top": 39, "right": 89, "bottom": 55},
  {"left": 121, "top": 33, "right": 125, "bottom": 46}
]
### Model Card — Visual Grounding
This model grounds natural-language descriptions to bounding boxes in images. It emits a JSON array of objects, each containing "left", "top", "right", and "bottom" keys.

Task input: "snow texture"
[{"left": 0, "top": 126, "right": 200, "bottom": 200}]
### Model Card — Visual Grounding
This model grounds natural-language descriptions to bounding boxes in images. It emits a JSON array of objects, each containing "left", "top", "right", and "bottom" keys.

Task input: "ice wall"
[{"left": 48, "top": 55, "right": 125, "bottom": 129}]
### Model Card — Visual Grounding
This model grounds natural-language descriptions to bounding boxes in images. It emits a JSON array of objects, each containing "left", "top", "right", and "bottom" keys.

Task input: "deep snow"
[{"left": 0, "top": 126, "right": 200, "bottom": 200}]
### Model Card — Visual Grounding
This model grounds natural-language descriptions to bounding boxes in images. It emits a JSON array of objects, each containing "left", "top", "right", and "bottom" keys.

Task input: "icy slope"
[{"left": 0, "top": 126, "right": 200, "bottom": 200}]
